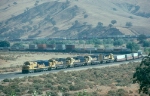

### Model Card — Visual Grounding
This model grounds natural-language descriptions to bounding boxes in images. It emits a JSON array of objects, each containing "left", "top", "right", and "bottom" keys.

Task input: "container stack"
[
  {"left": 37, "top": 44, "right": 47, "bottom": 50},
  {"left": 132, "top": 53, "right": 139, "bottom": 59},
  {"left": 46, "top": 44, "right": 55, "bottom": 50},
  {"left": 55, "top": 44, "right": 66, "bottom": 50},
  {"left": 97, "top": 48, "right": 104, "bottom": 52},
  {"left": 65, "top": 45, "right": 75, "bottom": 51},
  {"left": 29, "top": 44, "right": 37, "bottom": 49}
]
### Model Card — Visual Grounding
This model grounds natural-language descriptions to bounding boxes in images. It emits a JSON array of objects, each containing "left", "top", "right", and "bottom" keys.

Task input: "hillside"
[{"left": 0, "top": 0, "right": 150, "bottom": 39}]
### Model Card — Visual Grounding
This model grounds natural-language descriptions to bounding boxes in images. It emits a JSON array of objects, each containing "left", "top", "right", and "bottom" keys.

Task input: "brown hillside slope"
[{"left": 0, "top": 0, "right": 150, "bottom": 39}]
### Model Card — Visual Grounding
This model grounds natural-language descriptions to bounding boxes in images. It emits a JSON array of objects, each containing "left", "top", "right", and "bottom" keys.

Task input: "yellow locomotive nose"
[
  {"left": 22, "top": 65, "right": 30, "bottom": 73},
  {"left": 22, "top": 65, "right": 29, "bottom": 70},
  {"left": 66, "top": 60, "right": 69, "bottom": 64}
]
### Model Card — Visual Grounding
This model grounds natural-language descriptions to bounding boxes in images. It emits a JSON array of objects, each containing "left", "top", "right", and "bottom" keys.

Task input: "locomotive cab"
[{"left": 22, "top": 61, "right": 37, "bottom": 73}]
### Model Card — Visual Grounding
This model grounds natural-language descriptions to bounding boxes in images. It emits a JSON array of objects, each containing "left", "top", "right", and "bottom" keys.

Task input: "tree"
[
  {"left": 96, "top": 22, "right": 103, "bottom": 28},
  {"left": 76, "top": 91, "right": 90, "bottom": 96},
  {"left": 79, "top": 40, "right": 84, "bottom": 44},
  {"left": 133, "top": 54, "right": 150, "bottom": 95},
  {"left": 126, "top": 42, "right": 139, "bottom": 52},
  {"left": 0, "top": 41, "right": 10, "bottom": 47},
  {"left": 13, "top": 2, "right": 17, "bottom": 5},
  {"left": 137, "top": 34, "right": 147, "bottom": 44},
  {"left": 113, "top": 39, "right": 124, "bottom": 46},
  {"left": 52, "top": 27, "right": 59, "bottom": 32},
  {"left": 111, "top": 20, "right": 117, "bottom": 25},
  {"left": 84, "top": 14, "right": 88, "bottom": 18},
  {"left": 143, "top": 40, "right": 150, "bottom": 47},
  {"left": 74, "top": 20, "right": 79, "bottom": 26},
  {"left": 34, "top": 1, "right": 39, "bottom": 6},
  {"left": 11, "top": 43, "right": 25, "bottom": 48},
  {"left": 144, "top": 48, "right": 150, "bottom": 54},
  {"left": 108, "top": 24, "right": 113, "bottom": 28},
  {"left": 126, "top": 22, "right": 132, "bottom": 27}
]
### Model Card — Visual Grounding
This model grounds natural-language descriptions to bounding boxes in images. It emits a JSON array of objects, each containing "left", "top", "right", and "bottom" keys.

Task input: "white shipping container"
[
  {"left": 132, "top": 53, "right": 139, "bottom": 59},
  {"left": 116, "top": 55, "right": 125, "bottom": 59},
  {"left": 115, "top": 55, "right": 126, "bottom": 61},
  {"left": 86, "top": 48, "right": 97, "bottom": 51},
  {"left": 132, "top": 53, "right": 138, "bottom": 56},
  {"left": 125, "top": 54, "right": 133, "bottom": 60},
  {"left": 126, "top": 54, "right": 132, "bottom": 57}
]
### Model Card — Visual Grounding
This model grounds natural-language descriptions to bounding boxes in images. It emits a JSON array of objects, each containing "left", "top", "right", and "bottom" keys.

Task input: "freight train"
[
  {"left": 1, "top": 44, "right": 132, "bottom": 54},
  {"left": 22, "top": 51, "right": 143, "bottom": 73},
  {"left": 8, "top": 47, "right": 132, "bottom": 54}
]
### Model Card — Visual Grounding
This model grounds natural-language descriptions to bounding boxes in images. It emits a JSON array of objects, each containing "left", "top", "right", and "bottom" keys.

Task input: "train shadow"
[{"left": 15, "top": 72, "right": 23, "bottom": 74}]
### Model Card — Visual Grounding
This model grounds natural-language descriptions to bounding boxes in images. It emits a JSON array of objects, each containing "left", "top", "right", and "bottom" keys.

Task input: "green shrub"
[
  {"left": 107, "top": 89, "right": 129, "bottom": 96},
  {"left": 44, "top": 83, "right": 52, "bottom": 89},
  {"left": 28, "top": 87, "right": 35, "bottom": 94},
  {"left": 0, "top": 85, "right": 4, "bottom": 90},
  {"left": 107, "top": 90, "right": 116, "bottom": 96},
  {"left": 3, "top": 78, "right": 10, "bottom": 82},
  {"left": 58, "top": 85, "right": 69, "bottom": 92},
  {"left": 46, "top": 91, "right": 58, "bottom": 96},
  {"left": 69, "top": 82, "right": 86, "bottom": 91},
  {"left": 62, "top": 92, "right": 74, "bottom": 96}
]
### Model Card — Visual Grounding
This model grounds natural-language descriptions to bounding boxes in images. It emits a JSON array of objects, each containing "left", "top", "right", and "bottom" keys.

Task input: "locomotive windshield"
[{"left": 24, "top": 62, "right": 30, "bottom": 65}]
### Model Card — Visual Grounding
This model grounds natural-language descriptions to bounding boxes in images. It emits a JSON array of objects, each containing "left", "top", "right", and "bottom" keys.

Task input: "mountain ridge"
[{"left": 0, "top": 0, "right": 150, "bottom": 39}]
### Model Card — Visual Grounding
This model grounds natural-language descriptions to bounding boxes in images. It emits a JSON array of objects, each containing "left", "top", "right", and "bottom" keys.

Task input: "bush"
[
  {"left": 126, "top": 42, "right": 139, "bottom": 52},
  {"left": 13, "top": 2, "right": 17, "bottom": 5},
  {"left": 116, "top": 89, "right": 129, "bottom": 96},
  {"left": 58, "top": 85, "right": 69, "bottom": 92},
  {"left": 62, "top": 92, "right": 74, "bottom": 96},
  {"left": 84, "top": 14, "right": 88, "bottom": 18},
  {"left": 44, "top": 83, "right": 52, "bottom": 89},
  {"left": 107, "top": 89, "right": 129, "bottom": 96},
  {"left": 0, "top": 85, "right": 4, "bottom": 90},
  {"left": 36, "top": 89, "right": 43, "bottom": 95},
  {"left": 91, "top": 91, "right": 99, "bottom": 96},
  {"left": 111, "top": 20, "right": 117, "bottom": 25},
  {"left": 126, "top": 22, "right": 132, "bottom": 27},
  {"left": 33, "top": 83, "right": 43, "bottom": 90},
  {"left": 46, "top": 91, "right": 58, "bottom": 96},
  {"left": 107, "top": 90, "right": 116, "bottom": 96},
  {"left": 143, "top": 40, "right": 150, "bottom": 47},
  {"left": 3, "top": 78, "right": 10, "bottom": 82},
  {"left": 0, "top": 41, "right": 10, "bottom": 47},
  {"left": 69, "top": 82, "right": 86, "bottom": 91},
  {"left": 113, "top": 39, "right": 124, "bottom": 46},
  {"left": 75, "top": 91, "right": 91, "bottom": 96}
]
